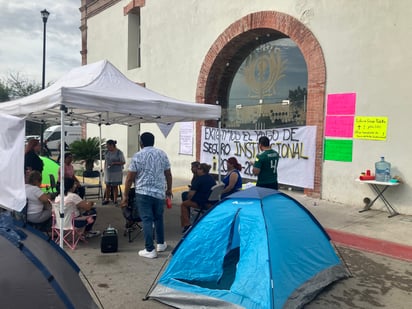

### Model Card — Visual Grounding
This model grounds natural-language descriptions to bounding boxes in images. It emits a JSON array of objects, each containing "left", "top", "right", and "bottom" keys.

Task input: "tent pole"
[
  {"left": 99, "top": 120, "right": 103, "bottom": 199},
  {"left": 59, "top": 105, "right": 66, "bottom": 248},
  {"left": 137, "top": 123, "right": 141, "bottom": 151},
  {"left": 217, "top": 120, "right": 222, "bottom": 183},
  {"left": 40, "top": 122, "right": 45, "bottom": 156}
]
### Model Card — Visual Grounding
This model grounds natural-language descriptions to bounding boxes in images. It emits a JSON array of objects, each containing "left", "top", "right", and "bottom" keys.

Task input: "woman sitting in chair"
[
  {"left": 57, "top": 153, "right": 85, "bottom": 198},
  {"left": 54, "top": 177, "right": 100, "bottom": 238},
  {"left": 221, "top": 157, "right": 243, "bottom": 199},
  {"left": 25, "top": 170, "right": 52, "bottom": 229},
  {"left": 180, "top": 163, "right": 216, "bottom": 234}
]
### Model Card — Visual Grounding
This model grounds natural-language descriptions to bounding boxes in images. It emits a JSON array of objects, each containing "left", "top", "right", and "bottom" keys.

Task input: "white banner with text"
[{"left": 200, "top": 126, "right": 317, "bottom": 189}]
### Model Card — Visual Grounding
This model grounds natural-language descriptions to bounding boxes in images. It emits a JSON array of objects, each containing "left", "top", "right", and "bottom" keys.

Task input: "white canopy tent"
[
  {"left": 0, "top": 60, "right": 220, "bottom": 125},
  {"left": 0, "top": 59, "right": 221, "bottom": 247}
]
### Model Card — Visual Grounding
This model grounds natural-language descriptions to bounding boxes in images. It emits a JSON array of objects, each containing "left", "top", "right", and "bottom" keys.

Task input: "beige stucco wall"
[{"left": 85, "top": 0, "right": 412, "bottom": 214}]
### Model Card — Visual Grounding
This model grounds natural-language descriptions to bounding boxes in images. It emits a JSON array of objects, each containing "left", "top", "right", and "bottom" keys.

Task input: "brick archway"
[{"left": 196, "top": 11, "right": 325, "bottom": 197}]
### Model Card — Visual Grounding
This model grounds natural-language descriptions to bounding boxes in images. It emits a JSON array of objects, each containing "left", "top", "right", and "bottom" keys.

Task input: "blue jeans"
[
  {"left": 181, "top": 191, "right": 189, "bottom": 201},
  {"left": 135, "top": 193, "right": 165, "bottom": 251},
  {"left": 74, "top": 208, "right": 97, "bottom": 232}
]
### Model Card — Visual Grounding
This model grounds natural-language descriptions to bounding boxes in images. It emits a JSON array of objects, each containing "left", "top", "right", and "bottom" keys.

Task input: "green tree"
[
  {"left": 0, "top": 74, "right": 44, "bottom": 135},
  {"left": 0, "top": 80, "right": 10, "bottom": 102},
  {"left": 70, "top": 137, "right": 105, "bottom": 172},
  {"left": 288, "top": 86, "right": 307, "bottom": 108},
  {"left": 7, "top": 73, "right": 42, "bottom": 99}
]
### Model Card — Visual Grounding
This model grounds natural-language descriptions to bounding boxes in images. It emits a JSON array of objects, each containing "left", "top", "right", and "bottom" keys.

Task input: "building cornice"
[{"left": 81, "top": 0, "right": 122, "bottom": 19}]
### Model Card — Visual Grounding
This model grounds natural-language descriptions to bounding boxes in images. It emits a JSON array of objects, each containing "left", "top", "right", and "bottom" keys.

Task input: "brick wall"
[{"left": 196, "top": 11, "right": 326, "bottom": 197}]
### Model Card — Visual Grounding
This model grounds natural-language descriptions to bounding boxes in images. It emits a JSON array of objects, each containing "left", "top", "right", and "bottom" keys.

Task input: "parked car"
[{"left": 43, "top": 125, "right": 82, "bottom": 151}]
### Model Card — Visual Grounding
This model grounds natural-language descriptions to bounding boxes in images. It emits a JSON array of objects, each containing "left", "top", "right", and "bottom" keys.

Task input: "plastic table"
[{"left": 356, "top": 179, "right": 400, "bottom": 218}]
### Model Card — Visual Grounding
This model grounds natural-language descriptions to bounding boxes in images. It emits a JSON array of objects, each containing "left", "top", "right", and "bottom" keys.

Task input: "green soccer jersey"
[{"left": 254, "top": 149, "right": 279, "bottom": 185}]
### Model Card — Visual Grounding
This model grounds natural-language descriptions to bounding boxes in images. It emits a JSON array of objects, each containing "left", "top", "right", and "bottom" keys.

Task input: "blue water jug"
[{"left": 375, "top": 157, "right": 391, "bottom": 182}]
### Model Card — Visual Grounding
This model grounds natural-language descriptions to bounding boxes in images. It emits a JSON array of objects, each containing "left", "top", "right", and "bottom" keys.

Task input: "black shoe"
[
  {"left": 182, "top": 225, "right": 191, "bottom": 234},
  {"left": 102, "top": 200, "right": 110, "bottom": 205}
]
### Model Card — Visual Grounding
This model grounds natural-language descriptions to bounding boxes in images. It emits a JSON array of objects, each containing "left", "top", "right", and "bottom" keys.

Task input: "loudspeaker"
[{"left": 101, "top": 227, "right": 118, "bottom": 253}]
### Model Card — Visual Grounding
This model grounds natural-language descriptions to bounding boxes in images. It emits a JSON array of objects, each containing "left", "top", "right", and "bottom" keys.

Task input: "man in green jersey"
[{"left": 252, "top": 136, "right": 280, "bottom": 190}]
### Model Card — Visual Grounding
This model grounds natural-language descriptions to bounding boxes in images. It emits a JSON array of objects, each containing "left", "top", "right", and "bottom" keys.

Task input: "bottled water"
[
  {"left": 375, "top": 157, "right": 391, "bottom": 182},
  {"left": 384, "top": 168, "right": 391, "bottom": 182}
]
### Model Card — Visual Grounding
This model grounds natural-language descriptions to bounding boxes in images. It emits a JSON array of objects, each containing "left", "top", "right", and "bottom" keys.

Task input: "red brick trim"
[
  {"left": 78, "top": 0, "right": 145, "bottom": 91},
  {"left": 81, "top": 0, "right": 122, "bottom": 20},
  {"left": 124, "top": 0, "right": 146, "bottom": 15},
  {"left": 196, "top": 11, "right": 326, "bottom": 197}
]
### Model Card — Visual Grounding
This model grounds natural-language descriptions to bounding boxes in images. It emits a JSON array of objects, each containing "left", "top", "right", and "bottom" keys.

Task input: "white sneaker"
[
  {"left": 138, "top": 248, "right": 157, "bottom": 259},
  {"left": 86, "top": 230, "right": 101, "bottom": 238},
  {"left": 157, "top": 242, "right": 167, "bottom": 252}
]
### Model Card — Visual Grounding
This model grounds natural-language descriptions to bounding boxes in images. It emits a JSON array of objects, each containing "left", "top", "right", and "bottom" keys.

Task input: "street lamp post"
[
  {"left": 41, "top": 9, "right": 50, "bottom": 90},
  {"left": 40, "top": 9, "right": 49, "bottom": 155}
]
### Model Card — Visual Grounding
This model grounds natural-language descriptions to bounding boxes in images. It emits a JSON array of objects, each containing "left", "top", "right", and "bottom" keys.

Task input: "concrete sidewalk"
[
  {"left": 285, "top": 190, "right": 412, "bottom": 261},
  {"left": 65, "top": 178, "right": 412, "bottom": 308}
]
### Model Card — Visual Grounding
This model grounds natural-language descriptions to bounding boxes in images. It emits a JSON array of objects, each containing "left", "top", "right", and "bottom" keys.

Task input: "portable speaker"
[{"left": 101, "top": 226, "right": 118, "bottom": 253}]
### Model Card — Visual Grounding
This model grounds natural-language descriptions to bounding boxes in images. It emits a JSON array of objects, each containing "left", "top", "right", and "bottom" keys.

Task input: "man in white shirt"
[{"left": 121, "top": 132, "right": 173, "bottom": 259}]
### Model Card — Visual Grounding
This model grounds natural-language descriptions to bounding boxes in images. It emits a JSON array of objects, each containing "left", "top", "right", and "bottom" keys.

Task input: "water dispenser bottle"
[{"left": 375, "top": 156, "right": 391, "bottom": 182}]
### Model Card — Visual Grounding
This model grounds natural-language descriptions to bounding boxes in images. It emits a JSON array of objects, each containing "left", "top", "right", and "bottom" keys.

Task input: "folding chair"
[
  {"left": 122, "top": 189, "right": 142, "bottom": 242},
  {"left": 15, "top": 199, "right": 51, "bottom": 234},
  {"left": 82, "top": 170, "right": 103, "bottom": 199},
  {"left": 192, "top": 183, "right": 225, "bottom": 224},
  {"left": 51, "top": 202, "right": 87, "bottom": 250}
]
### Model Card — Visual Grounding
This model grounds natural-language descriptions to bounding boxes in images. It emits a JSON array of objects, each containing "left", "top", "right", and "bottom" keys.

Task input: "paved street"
[
  {"left": 66, "top": 189, "right": 412, "bottom": 309},
  {"left": 306, "top": 247, "right": 412, "bottom": 308}
]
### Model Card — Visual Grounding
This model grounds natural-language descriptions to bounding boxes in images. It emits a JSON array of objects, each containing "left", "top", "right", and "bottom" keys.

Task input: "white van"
[{"left": 43, "top": 125, "right": 82, "bottom": 150}]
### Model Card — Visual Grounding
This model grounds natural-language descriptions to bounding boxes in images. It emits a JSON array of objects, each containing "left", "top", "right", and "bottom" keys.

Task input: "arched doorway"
[{"left": 196, "top": 11, "right": 325, "bottom": 197}]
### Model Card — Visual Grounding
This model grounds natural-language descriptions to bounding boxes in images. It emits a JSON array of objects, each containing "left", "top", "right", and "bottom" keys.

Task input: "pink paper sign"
[
  {"left": 327, "top": 93, "right": 356, "bottom": 115},
  {"left": 325, "top": 115, "right": 354, "bottom": 137}
]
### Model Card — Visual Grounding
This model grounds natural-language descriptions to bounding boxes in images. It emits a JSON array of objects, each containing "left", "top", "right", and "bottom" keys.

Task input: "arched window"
[{"left": 224, "top": 38, "right": 307, "bottom": 129}]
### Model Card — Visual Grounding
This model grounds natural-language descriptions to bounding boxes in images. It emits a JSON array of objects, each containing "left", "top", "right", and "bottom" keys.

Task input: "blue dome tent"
[
  {"left": 0, "top": 213, "right": 99, "bottom": 308},
  {"left": 150, "top": 187, "right": 349, "bottom": 308}
]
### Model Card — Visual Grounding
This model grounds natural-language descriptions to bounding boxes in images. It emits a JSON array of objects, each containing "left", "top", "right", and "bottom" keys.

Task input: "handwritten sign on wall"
[
  {"left": 353, "top": 116, "right": 388, "bottom": 140},
  {"left": 179, "top": 122, "right": 194, "bottom": 155}
]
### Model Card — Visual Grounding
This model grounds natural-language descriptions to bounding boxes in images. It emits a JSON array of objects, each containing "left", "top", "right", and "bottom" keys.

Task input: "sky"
[{"left": 0, "top": 1, "right": 81, "bottom": 85}]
